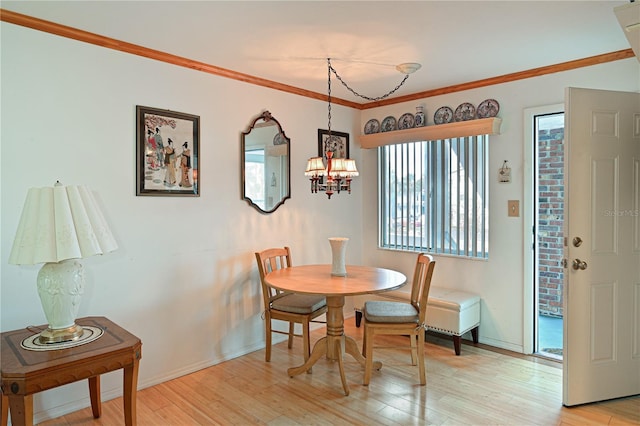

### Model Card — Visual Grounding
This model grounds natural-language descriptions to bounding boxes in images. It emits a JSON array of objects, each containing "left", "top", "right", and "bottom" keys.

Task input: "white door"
[{"left": 563, "top": 87, "right": 640, "bottom": 406}]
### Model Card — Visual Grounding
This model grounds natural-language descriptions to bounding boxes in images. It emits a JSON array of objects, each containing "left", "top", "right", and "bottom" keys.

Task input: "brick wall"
[{"left": 537, "top": 127, "right": 564, "bottom": 317}]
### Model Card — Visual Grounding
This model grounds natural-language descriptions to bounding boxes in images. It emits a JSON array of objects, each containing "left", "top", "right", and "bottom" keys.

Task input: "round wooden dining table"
[{"left": 264, "top": 264, "right": 407, "bottom": 395}]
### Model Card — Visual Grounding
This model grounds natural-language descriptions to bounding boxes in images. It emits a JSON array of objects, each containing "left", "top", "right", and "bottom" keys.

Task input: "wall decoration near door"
[
  {"left": 318, "top": 129, "right": 349, "bottom": 161},
  {"left": 136, "top": 105, "right": 200, "bottom": 196}
]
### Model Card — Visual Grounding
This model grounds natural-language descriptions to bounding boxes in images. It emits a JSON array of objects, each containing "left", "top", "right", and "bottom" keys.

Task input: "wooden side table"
[{"left": 0, "top": 316, "right": 142, "bottom": 426}]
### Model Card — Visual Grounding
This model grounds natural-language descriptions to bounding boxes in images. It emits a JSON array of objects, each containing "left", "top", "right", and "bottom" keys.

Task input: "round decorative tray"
[{"left": 21, "top": 326, "right": 104, "bottom": 351}]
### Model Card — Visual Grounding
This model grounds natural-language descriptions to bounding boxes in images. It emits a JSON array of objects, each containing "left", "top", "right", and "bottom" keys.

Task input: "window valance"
[{"left": 359, "top": 117, "right": 502, "bottom": 149}]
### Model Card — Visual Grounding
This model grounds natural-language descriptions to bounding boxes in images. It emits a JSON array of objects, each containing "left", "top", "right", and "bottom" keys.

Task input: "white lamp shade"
[
  {"left": 344, "top": 159, "right": 359, "bottom": 177},
  {"left": 9, "top": 183, "right": 118, "bottom": 265},
  {"left": 305, "top": 157, "right": 326, "bottom": 177},
  {"left": 329, "top": 158, "right": 347, "bottom": 177}
]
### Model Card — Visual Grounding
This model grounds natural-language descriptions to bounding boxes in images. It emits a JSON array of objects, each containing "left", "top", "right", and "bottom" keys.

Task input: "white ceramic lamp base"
[{"left": 37, "top": 259, "right": 85, "bottom": 344}]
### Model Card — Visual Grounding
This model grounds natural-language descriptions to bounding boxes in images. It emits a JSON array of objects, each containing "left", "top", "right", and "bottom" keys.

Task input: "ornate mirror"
[{"left": 241, "top": 111, "right": 290, "bottom": 213}]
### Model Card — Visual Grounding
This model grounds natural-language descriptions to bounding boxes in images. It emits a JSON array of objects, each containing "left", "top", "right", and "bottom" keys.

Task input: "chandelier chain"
[
  {"left": 327, "top": 58, "right": 332, "bottom": 135},
  {"left": 328, "top": 59, "right": 410, "bottom": 102}
]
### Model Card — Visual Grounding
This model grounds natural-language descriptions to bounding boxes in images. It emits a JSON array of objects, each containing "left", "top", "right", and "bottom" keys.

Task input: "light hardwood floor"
[{"left": 41, "top": 321, "right": 639, "bottom": 425}]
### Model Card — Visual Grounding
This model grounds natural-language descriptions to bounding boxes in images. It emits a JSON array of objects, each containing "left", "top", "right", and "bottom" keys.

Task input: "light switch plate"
[{"left": 508, "top": 200, "right": 519, "bottom": 217}]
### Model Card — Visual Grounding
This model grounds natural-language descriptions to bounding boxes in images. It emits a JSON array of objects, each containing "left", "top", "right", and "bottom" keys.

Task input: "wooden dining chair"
[
  {"left": 255, "top": 247, "right": 327, "bottom": 365},
  {"left": 361, "top": 253, "right": 436, "bottom": 386}
]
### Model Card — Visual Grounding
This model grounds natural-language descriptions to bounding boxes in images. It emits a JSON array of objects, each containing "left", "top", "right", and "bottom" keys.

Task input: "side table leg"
[
  {"left": 1, "top": 391, "right": 7, "bottom": 426},
  {"left": 123, "top": 359, "right": 140, "bottom": 426},
  {"left": 8, "top": 394, "right": 33, "bottom": 426},
  {"left": 88, "top": 375, "right": 101, "bottom": 418}
]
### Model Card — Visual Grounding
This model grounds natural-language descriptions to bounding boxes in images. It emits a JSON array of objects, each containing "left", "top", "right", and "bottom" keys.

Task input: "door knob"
[{"left": 572, "top": 259, "right": 588, "bottom": 270}]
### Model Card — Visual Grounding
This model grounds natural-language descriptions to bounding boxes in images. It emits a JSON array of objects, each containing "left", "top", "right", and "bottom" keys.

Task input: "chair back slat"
[
  {"left": 410, "top": 254, "right": 436, "bottom": 324},
  {"left": 255, "top": 247, "right": 292, "bottom": 305}
]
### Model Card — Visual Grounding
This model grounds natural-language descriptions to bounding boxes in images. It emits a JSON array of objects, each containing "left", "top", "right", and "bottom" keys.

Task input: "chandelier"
[{"left": 305, "top": 58, "right": 420, "bottom": 199}]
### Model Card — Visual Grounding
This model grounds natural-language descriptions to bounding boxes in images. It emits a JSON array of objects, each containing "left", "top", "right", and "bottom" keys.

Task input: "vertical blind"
[{"left": 379, "top": 135, "right": 489, "bottom": 259}]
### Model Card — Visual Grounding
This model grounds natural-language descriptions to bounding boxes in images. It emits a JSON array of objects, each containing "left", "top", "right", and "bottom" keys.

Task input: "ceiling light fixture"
[
  {"left": 306, "top": 58, "right": 420, "bottom": 199},
  {"left": 625, "top": 22, "right": 640, "bottom": 32},
  {"left": 396, "top": 62, "right": 422, "bottom": 74}
]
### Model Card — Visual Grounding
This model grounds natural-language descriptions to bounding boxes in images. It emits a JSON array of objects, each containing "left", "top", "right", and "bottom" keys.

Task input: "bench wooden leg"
[
  {"left": 453, "top": 336, "right": 461, "bottom": 356},
  {"left": 453, "top": 327, "right": 479, "bottom": 355}
]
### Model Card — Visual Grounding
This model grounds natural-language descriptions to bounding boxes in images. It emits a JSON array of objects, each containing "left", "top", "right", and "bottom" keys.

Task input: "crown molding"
[{"left": 1, "top": 9, "right": 633, "bottom": 111}]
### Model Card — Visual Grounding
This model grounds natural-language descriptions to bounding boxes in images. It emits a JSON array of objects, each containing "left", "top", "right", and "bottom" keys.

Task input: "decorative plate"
[
  {"left": 476, "top": 99, "right": 500, "bottom": 118},
  {"left": 454, "top": 103, "right": 476, "bottom": 121},
  {"left": 381, "top": 116, "right": 397, "bottom": 132},
  {"left": 434, "top": 106, "right": 454, "bottom": 125},
  {"left": 397, "top": 113, "right": 415, "bottom": 130},
  {"left": 364, "top": 118, "right": 380, "bottom": 134}
]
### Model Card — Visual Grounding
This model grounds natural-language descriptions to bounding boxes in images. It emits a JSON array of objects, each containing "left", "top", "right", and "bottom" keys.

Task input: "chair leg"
[
  {"left": 363, "top": 326, "right": 374, "bottom": 386},
  {"left": 265, "top": 319, "right": 272, "bottom": 362},
  {"left": 361, "top": 325, "right": 367, "bottom": 357},
  {"left": 288, "top": 322, "right": 295, "bottom": 349},
  {"left": 417, "top": 331, "right": 426, "bottom": 385},
  {"left": 410, "top": 333, "right": 418, "bottom": 366}
]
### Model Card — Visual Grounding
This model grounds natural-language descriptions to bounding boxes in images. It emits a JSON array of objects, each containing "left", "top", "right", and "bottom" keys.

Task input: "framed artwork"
[
  {"left": 317, "top": 129, "right": 349, "bottom": 161},
  {"left": 136, "top": 106, "right": 200, "bottom": 196}
]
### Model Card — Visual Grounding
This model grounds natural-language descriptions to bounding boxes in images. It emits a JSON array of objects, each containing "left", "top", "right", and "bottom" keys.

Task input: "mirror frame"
[{"left": 241, "top": 111, "right": 291, "bottom": 214}]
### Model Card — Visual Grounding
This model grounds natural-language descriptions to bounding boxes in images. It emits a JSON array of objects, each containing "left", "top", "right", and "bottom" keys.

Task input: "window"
[
  {"left": 245, "top": 148, "right": 265, "bottom": 205},
  {"left": 379, "top": 135, "right": 489, "bottom": 258}
]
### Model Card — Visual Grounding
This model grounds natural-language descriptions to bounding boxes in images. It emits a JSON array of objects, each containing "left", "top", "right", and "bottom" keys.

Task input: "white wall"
[
  {"left": 2, "top": 15, "right": 639, "bottom": 423},
  {"left": 0, "top": 23, "right": 362, "bottom": 421},
  {"left": 359, "top": 58, "right": 640, "bottom": 351}
]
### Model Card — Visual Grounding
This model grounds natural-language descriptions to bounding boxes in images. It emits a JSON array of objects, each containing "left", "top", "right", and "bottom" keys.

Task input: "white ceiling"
[{"left": 2, "top": 1, "right": 635, "bottom": 104}]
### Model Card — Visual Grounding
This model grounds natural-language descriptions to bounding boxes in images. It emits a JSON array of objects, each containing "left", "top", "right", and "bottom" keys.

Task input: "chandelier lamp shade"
[
  {"left": 306, "top": 58, "right": 418, "bottom": 199},
  {"left": 9, "top": 181, "right": 118, "bottom": 344},
  {"left": 305, "top": 151, "right": 360, "bottom": 199}
]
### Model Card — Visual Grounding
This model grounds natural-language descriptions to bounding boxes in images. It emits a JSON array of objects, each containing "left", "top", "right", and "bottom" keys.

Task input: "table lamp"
[{"left": 9, "top": 181, "right": 118, "bottom": 344}]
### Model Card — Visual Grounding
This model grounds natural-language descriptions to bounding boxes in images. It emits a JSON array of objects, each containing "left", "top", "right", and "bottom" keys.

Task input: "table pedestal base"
[{"left": 286, "top": 296, "right": 381, "bottom": 396}]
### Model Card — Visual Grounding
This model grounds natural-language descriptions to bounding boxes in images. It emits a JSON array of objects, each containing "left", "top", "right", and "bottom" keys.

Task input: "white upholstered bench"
[{"left": 354, "top": 287, "right": 480, "bottom": 355}]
